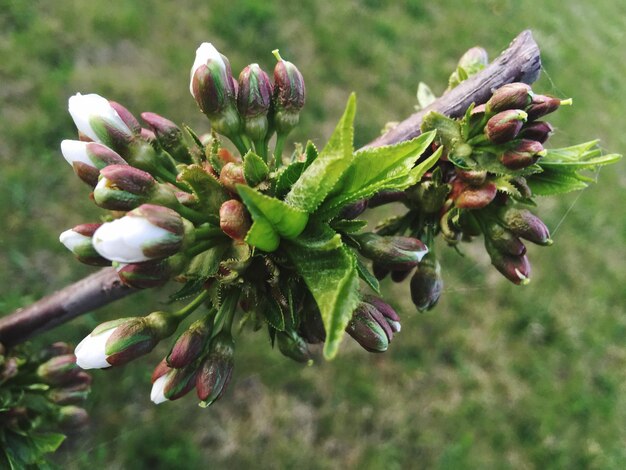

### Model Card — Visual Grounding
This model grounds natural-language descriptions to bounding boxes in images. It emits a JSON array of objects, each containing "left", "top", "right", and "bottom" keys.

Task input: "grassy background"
[{"left": 1, "top": 0, "right": 626, "bottom": 468}]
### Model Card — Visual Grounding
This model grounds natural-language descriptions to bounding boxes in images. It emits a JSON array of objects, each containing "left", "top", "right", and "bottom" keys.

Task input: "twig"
[{"left": 0, "top": 30, "right": 541, "bottom": 346}]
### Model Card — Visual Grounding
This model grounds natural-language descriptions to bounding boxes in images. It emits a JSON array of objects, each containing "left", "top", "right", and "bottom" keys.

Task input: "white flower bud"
[
  {"left": 92, "top": 204, "right": 184, "bottom": 263},
  {"left": 75, "top": 326, "right": 117, "bottom": 369},
  {"left": 59, "top": 229, "right": 92, "bottom": 253},
  {"left": 150, "top": 373, "right": 170, "bottom": 404},
  {"left": 60, "top": 140, "right": 96, "bottom": 168},
  {"left": 190, "top": 43, "right": 226, "bottom": 95},
  {"left": 68, "top": 93, "right": 134, "bottom": 148}
]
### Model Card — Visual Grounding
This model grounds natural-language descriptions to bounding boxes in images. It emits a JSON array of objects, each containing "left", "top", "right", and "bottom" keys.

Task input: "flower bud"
[
  {"left": 109, "top": 101, "right": 142, "bottom": 134},
  {"left": 500, "top": 139, "right": 546, "bottom": 170},
  {"left": 486, "top": 242, "right": 531, "bottom": 285},
  {"left": 354, "top": 233, "right": 428, "bottom": 271},
  {"left": 92, "top": 204, "right": 185, "bottom": 263},
  {"left": 38, "top": 342, "right": 73, "bottom": 362},
  {"left": 372, "top": 263, "right": 390, "bottom": 280},
  {"left": 390, "top": 268, "right": 412, "bottom": 283},
  {"left": 220, "top": 199, "right": 252, "bottom": 241},
  {"left": 484, "top": 221, "right": 526, "bottom": 256},
  {"left": 151, "top": 361, "right": 198, "bottom": 404},
  {"left": 68, "top": 93, "right": 136, "bottom": 153},
  {"left": 339, "top": 199, "right": 368, "bottom": 220},
  {"left": 48, "top": 383, "right": 91, "bottom": 406},
  {"left": 115, "top": 256, "right": 185, "bottom": 289},
  {"left": 298, "top": 303, "right": 326, "bottom": 344},
  {"left": 36, "top": 354, "right": 80, "bottom": 386},
  {"left": 219, "top": 162, "right": 246, "bottom": 193},
  {"left": 456, "top": 170, "right": 487, "bottom": 186},
  {"left": 367, "top": 190, "right": 407, "bottom": 208},
  {"left": 277, "top": 330, "right": 311, "bottom": 363},
  {"left": 484, "top": 109, "right": 527, "bottom": 144},
  {"left": 237, "top": 64, "right": 272, "bottom": 142},
  {"left": 190, "top": 43, "right": 241, "bottom": 137},
  {"left": 141, "top": 112, "right": 193, "bottom": 164},
  {"left": 346, "top": 298, "right": 400, "bottom": 353},
  {"left": 167, "top": 319, "right": 211, "bottom": 368},
  {"left": 58, "top": 406, "right": 89, "bottom": 430},
  {"left": 406, "top": 180, "right": 450, "bottom": 214},
  {"left": 486, "top": 83, "right": 533, "bottom": 113},
  {"left": 74, "top": 311, "right": 177, "bottom": 369},
  {"left": 510, "top": 176, "right": 533, "bottom": 199},
  {"left": 454, "top": 181, "right": 497, "bottom": 210},
  {"left": 272, "top": 50, "right": 305, "bottom": 135},
  {"left": 500, "top": 206, "right": 552, "bottom": 246},
  {"left": 519, "top": 121, "right": 554, "bottom": 144},
  {"left": 410, "top": 254, "right": 444, "bottom": 311},
  {"left": 196, "top": 331, "right": 235, "bottom": 406},
  {"left": 60, "top": 223, "right": 110, "bottom": 266},
  {"left": 526, "top": 95, "right": 572, "bottom": 121},
  {"left": 458, "top": 46, "right": 489, "bottom": 70},
  {"left": 93, "top": 164, "right": 158, "bottom": 211},
  {"left": 60, "top": 140, "right": 127, "bottom": 186}
]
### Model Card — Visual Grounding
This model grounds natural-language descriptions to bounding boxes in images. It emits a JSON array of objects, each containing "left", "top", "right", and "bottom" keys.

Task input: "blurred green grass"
[{"left": 1, "top": 0, "right": 626, "bottom": 468}]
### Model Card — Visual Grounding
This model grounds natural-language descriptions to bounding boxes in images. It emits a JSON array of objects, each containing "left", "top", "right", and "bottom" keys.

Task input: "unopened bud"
[
  {"left": 48, "top": 383, "right": 91, "bottom": 405},
  {"left": 220, "top": 199, "right": 252, "bottom": 241},
  {"left": 484, "top": 109, "right": 527, "bottom": 144},
  {"left": 526, "top": 95, "right": 572, "bottom": 121},
  {"left": 298, "top": 303, "right": 326, "bottom": 344},
  {"left": 500, "top": 206, "right": 552, "bottom": 246},
  {"left": 237, "top": 64, "right": 272, "bottom": 142},
  {"left": 60, "top": 223, "right": 110, "bottom": 266},
  {"left": 60, "top": 140, "right": 127, "bottom": 187},
  {"left": 196, "top": 331, "right": 235, "bottom": 407},
  {"left": 219, "top": 162, "right": 246, "bottom": 193},
  {"left": 167, "top": 319, "right": 211, "bottom": 368},
  {"left": 68, "top": 93, "right": 136, "bottom": 154},
  {"left": 190, "top": 43, "right": 241, "bottom": 137},
  {"left": 484, "top": 221, "right": 526, "bottom": 256},
  {"left": 455, "top": 181, "right": 497, "bottom": 210},
  {"left": 115, "top": 256, "right": 185, "bottom": 289},
  {"left": 354, "top": 233, "right": 428, "bottom": 271},
  {"left": 339, "top": 199, "right": 368, "bottom": 220},
  {"left": 37, "top": 354, "right": 80, "bottom": 386},
  {"left": 519, "top": 121, "right": 554, "bottom": 144},
  {"left": 456, "top": 170, "right": 487, "bottom": 186},
  {"left": 390, "top": 269, "right": 413, "bottom": 283},
  {"left": 277, "top": 330, "right": 311, "bottom": 363},
  {"left": 151, "top": 361, "right": 198, "bottom": 404},
  {"left": 39, "top": 342, "right": 73, "bottom": 362},
  {"left": 346, "top": 298, "right": 400, "bottom": 353},
  {"left": 407, "top": 180, "right": 451, "bottom": 214},
  {"left": 500, "top": 139, "right": 545, "bottom": 170},
  {"left": 74, "top": 311, "right": 177, "bottom": 369},
  {"left": 486, "top": 242, "right": 531, "bottom": 285},
  {"left": 109, "top": 101, "right": 141, "bottom": 134},
  {"left": 141, "top": 112, "right": 193, "bottom": 164},
  {"left": 486, "top": 83, "right": 533, "bottom": 113},
  {"left": 58, "top": 406, "right": 89, "bottom": 430},
  {"left": 272, "top": 50, "right": 305, "bottom": 135},
  {"left": 410, "top": 254, "right": 444, "bottom": 311},
  {"left": 92, "top": 204, "right": 185, "bottom": 263},
  {"left": 93, "top": 164, "right": 162, "bottom": 211}
]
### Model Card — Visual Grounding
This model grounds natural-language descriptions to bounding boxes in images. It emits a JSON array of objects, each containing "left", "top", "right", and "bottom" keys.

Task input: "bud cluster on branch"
[{"left": 47, "top": 38, "right": 620, "bottom": 409}]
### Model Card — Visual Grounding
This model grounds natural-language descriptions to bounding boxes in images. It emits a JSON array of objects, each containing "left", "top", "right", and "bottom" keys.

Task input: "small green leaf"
[
  {"left": 179, "top": 165, "right": 229, "bottom": 224},
  {"left": 421, "top": 111, "right": 462, "bottom": 149},
  {"left": 274, "top": 141, "right": 319, "bottom": 199},
  {"left": 237, "top": 185, "right": 309, "bottom": 246},
  {"left": 285, "top": 94, "right": 356, "bottom": 212},
  {"left": 331, "top": 219, "right": 368, "bottom": 234},
  {"left": 356, "top": 257, "right": 380, "bottom": 294},
  {"left": 185, "top": 244, "right": 230, "bottom": 279},
  {"left": 416, "top": 82, "right": 436, "bottom": 109},
  {"left": 245, "top": 218, "right": 280, "bottom": 252},
  {"left": 287, "top": 223, "right": 360, "bottom": 359},
  {"left": 493, "top": 176, "right": 522, "bottom": 198},
  {"left": 264, "top": 297, "right": 286, "bottom": 331},
  {"left": 169, "top": 279, "right": 206, "bottom": 301},
  {"left": 406, "top": 145, "right": 444, "bottom": 186},
  {"left": 243, "top": 151, "right": 269, "bottom": 186}
]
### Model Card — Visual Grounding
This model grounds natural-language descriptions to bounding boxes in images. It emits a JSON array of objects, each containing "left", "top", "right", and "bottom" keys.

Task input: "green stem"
[
  {"left": 176, "top": 203, "right": 208, "bottom": 226},
  {"left": 194, "top": 224, "right": 224, "bottom": 239},
  {"left": 274, "top": 133, "right": 286, "bottom": 163},
  {"left": 186, "top": 240, "right": 219, "bottom": 258},
  {"left": 253, "top": 138, "right": 268, "bottom": 162},
  {"left": 173, "top": 290, "right": 210, "bottom": 319},
  {"left": 229, "top": 134, "right": 249, "bottom": 156},
  {"left": 154, "top": 166, "right": 188, "bottom": 191},
  {"left": 213, "top": 289, "right": 240, "bottom": 335}
]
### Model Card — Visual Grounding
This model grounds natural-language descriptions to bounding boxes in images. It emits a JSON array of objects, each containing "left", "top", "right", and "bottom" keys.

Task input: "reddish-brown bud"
[
  {"left": 220, "top": 199, "right": 252, "bottom": 241},
  {"left": 526, "top": 95, "right": 571, "bottom": 121},
  {"left": 410, "top": 254, "right": 444, "bottom": 311},
  {"left": 500, "top": 139, "right": 545, "bottom": 170},
  {"left": 519, "top": 121, "right": 554, "bottom": 144},
  {"left": 486, "top": 83, "right": 533, "bottom": 113},
  {"left": 500, "top": 206, "right": 552, "bottom": 246},
  {"left": 485, "top": 109, "right": 527, "bottom": 144},
  {"left": 167, "top": 320, "right": 211, "bottom": 369},
  {"left": 219, "top": 162, "right": 246, "bottom": 193},
  {"left": 455, "top": 181, "right": 497, "bottom": 209},
  {"left": 354, "top": 233, "right": 428, "bottom": 271}
]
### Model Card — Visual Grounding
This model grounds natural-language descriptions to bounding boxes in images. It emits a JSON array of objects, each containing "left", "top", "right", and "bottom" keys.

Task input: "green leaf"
[
  {"left": 237, "top": 185, "right": 309, "bottom": 252},
  {"left": 30, "top": 433, "right": 65, "bottom": 455},
  {"left": 527, "top": 167, "right": 588, "bottom": 196},
  {"left": 540, "top": 141, "right": 621, "bottom": 170},
  {"left": 169, "top": 279, "right": 206, "bottom": 301},
  {"left": 471, "top": 151, "right": 543, "bottom": 177},
  {"left": 320, "top": 132, "right": 436, "bottom": 216},
  {"left": 331, "top": 219, "right": 368, "bottom": 234},
  {"left": 493, "top": 176, "right": 522, "bottom": 198},
  {"left": 356, "top": 257, "right": 380, "bottom": 294},
  {"left": 243, "top": 151, "right": 269, "bottom": 187},
  {"left": 263, "top": 297, "right": 286, "bottom": 331},
  {"left": 285, "top": 94, "right": 356, "bottom": 212},
  {"left": 185, "top": 243, "right": 230, "bottom": 279},
  {"left": 421, "top": 111, "right": 462, "bottom": 149},
  {"left": 406, "top": 145, "right": 444, "bottom": 186},
  {"left": 416, "top": 82, "right": 436, "bottom": 109},
  {"left": 274, "top": 141, "right": 319, "bottom": 199},
  {"left": 178, "top": 164, "right": 229, "bottom": 224},
  {"left": 287, "top": 223, "right": 360, "bottom": 359}
]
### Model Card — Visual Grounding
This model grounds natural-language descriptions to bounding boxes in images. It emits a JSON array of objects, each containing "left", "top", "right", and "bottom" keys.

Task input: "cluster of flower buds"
[
  {"left": 190, "top": 43, "right": 305, "bottom": 159},
  {"left": 149, "top": 319, "right": 235, "bottom": 407},
  {"left": 346, "top": 296, "right": 401, "bottom": 353},
  {"left": 0, "top": 342, "right": 91, "bottom": 436}
]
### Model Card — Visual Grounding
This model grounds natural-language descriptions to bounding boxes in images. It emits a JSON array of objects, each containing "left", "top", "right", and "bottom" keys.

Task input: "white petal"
[
  {"left": 59, "top": 229, "right": 91, "bottom": 253},
  {"left": 415, "top": 245, "right": 429, "bottom": 263},
  {"left": 92, "top": 216, "right": 171, "bottom": 263},
  {"left": 75, "top": 328, "right": 117, "bottom": 369},
  {"left": 68, "top": 93, "right": 131, "bottom": 142},
  {"left": 190, "top": 43, "right": 224, "bottom": 94},
  {"left": 60, "top": 140, "right": 95, "bottom": 168},
  {"left": 150, "top": 374, "right": 170, "bottom": 404}
]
